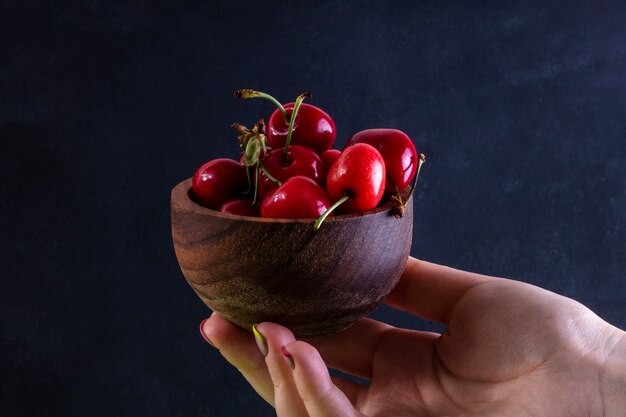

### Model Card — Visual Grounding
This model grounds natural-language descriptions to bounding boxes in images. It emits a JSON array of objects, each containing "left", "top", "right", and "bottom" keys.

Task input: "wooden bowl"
[{"left": 171, "top": 178, "right": 413, "bottom": 338}]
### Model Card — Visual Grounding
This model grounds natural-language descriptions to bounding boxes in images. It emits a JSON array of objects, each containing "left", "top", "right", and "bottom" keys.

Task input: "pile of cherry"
[{"left": 191, "top": 90, "right": 424, "bottom": 230}]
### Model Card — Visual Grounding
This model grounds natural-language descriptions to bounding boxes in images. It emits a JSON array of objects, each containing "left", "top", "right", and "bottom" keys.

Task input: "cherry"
[
  {"left": 234, "top": 90, "right": 336, "bottom": 154},
  {"left": 266, "top": 102, "right": 336, "bottom": 154},
  {"left": 220, "top": 199, "right": 259, "bottom": 217},
  {"left": 260, "top": 176, "right": 332, "bottom": 219},
  {"left": 259, "top": 144, "right": 326, "bottom": 197},
  {"left": 319, "top": 149, "right": 341, "bottom": 173},
  {"left": 314, "top": 143, "right": 386, "bottom": 229},
  {"left": 192, "top": 158, "right": 248, "bottom": 210},
  {"left": 344, "top": 128, "right": 418, "bottom": 193},
  {"left": 256, "top": 167, "right": 281, "bottom": 200}
]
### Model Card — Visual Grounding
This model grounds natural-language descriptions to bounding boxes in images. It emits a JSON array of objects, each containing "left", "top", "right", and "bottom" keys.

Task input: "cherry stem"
[
  {"left": 252, "top": 161, "right": 260, "bottom": 205},
  {"left": 259, "top": 162, "right": 282, "bottom": 185},
  {"left": 233, "top": 89, "right": 289, "bottom": 124},
  {"left": 284, "top": 92, "right": 310, "bottom": 154},
  {"left": 313, "top": 194, "right": 350, "bottom": 231},
  {"left": 405, "top": 153, "right": 426, "bottom": 202},
  {"left": 245, "top": 166, "right": 253, "bottom": 195}
]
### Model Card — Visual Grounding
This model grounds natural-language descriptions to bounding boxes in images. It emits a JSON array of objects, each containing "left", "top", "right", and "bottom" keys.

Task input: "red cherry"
[
  {"left": 344, "top": 129, "right": 418, "bottom": 192},
  {"left": 234, "top": 89, "right": 336, "bottom": 153},
  {"left": 266, "top": 102, "right": 336, "bottom": 154},
  {"left": 326, "top": 143, "right": 386, "bottom": 214},
  {"left": 260, "top": 176, "right": 332, "bottom": 219},
  {"left": 259, "top": 144, "right": 326, "bottom": 197},
  {"left": 254, "top": 171, "right": 276, "bottom": 200},
  {"left": 220, "top": 199, "right": 259, "bottom": 217},
  {"left": 319, "top": 149, "right": 341, "bottom": 173},
  {"left": 192, "top": 158, "right": 248, "bottom": 210}
]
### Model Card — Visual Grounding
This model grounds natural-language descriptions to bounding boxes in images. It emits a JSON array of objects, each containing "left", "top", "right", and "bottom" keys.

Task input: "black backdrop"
[{"left": 1, "top": 1, "right": 625, "bottom": 416}]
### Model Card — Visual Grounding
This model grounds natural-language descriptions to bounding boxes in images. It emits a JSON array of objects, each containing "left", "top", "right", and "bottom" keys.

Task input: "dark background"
[{"left": 1, "top": 1, "right": 625, "bottom": 416}]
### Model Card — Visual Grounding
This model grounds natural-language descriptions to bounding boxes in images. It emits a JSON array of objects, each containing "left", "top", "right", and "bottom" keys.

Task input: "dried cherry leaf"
[{"left": 244, "top": 139, "right": 262, "bottom": 167}]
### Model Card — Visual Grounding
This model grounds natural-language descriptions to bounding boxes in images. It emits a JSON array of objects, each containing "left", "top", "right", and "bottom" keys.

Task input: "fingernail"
[
  {"left": 281, "top": 345, "right": 295, "bottom": 369},
  {"left": 252, "top": 324, "right": 268, "bottom": 356},
  {"left": 199, "top": 319, "right": 215, "bottom": 347}
]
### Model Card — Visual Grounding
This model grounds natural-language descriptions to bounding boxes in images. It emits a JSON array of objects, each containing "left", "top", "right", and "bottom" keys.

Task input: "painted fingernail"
[
  {"left": 252, "top": 324, "right": 268, "bottom": 356},
  {"left": 199, "top": 319, "right": 215, "bottom": 347},
  {"left": 281, "top": 345, "right": 295, "bottom": 369}
]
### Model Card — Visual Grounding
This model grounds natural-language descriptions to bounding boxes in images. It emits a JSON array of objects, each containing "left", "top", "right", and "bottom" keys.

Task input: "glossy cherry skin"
[
  {"left": 192, "top": 158, "right": 248, "bottom": 210},
  {"left": 260, "top": 176, "right": 332, "bottom": 219},
  {"left": 320, "top": 149, "right": 341, "bottom": 173},
  {"left": 220, "top": 199, "right": 259, "bottom": 217},
  {"left": 266, "top": 102, "right": 336, "bottom": 154},
  {"left": 258, "top": 144, "right": 326, "bottom": 198},
  {"left": 344, "top": 128, "right": 418, "bottom": 193},
  {"left": 327, "top": 143, "right": 386, "bottom": 214},
  {"left": 256, "top": 170, "right": 278, "bottom": 200}
]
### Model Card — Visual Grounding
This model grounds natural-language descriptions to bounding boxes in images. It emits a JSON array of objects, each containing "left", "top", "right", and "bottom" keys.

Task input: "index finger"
[{"left": 385, "top": 257, "right": 493, "bottom": 323}]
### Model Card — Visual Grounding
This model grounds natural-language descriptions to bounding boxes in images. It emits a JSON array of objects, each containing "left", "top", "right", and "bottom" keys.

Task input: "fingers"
[
  {"left": 256, "top": 323, "right": 367, "bottom": 417},
  {"left": 200, "top": 314, "right": 274, "bottom": 405},
  {"left": 254, "top": 322, "right": 309, "bottom": 417},
  {"left": 306, "top": 317, "right": 393, "bottom": 379},
  {"left": 385, "top": 257, "right": 493, "bottom": 323},
  {"left": 285, "top": 341, "right": 365, "bottom": 417},
  {"left": 202, "top": 318, "right": 366, "bottom": 416}
]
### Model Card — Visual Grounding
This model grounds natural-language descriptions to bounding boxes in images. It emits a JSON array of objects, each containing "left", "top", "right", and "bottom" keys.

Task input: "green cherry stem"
[
  {"left": 284, "top": 92, "right": 310, "bottom": 154},
  {"left": 313, "top": 194, "right": 350, "bottom": 231},
  {"left": 233, "top": 89, "right": 289, "bottom": 124},
  {"left": 252, "top": 161, "right": 261, "bottom": 205},
  {"left": 259, "top": 162, "right": 282, "bottom": 185},
  {"left": 245, "top": 166, "right": 253, "bottom": 195}
]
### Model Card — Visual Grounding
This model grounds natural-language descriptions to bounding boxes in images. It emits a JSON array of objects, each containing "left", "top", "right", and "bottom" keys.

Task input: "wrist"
[{"left": 602, "top": 328, "right": 626, "bottom": 417}]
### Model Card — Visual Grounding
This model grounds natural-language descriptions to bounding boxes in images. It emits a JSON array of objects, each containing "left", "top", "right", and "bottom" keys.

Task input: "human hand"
[{"left": 200, "top": 257, "right": 626, "bottom": 416}]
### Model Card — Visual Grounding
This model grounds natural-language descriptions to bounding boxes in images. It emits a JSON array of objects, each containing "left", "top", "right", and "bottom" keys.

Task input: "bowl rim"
[{"left": 172, "top": 178, "right": 411, "bottom": 224}]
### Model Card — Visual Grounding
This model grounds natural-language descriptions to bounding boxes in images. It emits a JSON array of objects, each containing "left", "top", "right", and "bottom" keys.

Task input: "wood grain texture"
[{"left": 171, "top": 178, "right": 413, "bottom": 338}]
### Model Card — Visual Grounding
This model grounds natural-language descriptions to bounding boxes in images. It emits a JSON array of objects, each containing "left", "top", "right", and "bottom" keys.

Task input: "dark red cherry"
[
  {"left": 260, "top": 144, "right": 326, "bottom": 194},
  {"left": 256, "top": 169, "right": 279, "bottom": 200},
  {"left": 260, "top": 176, "right": 332, "bottom": 219},
  {"left": 234, "top": 89, "right": 336, "bottom": 154},
  {"left": 319, "top": 149, "right": 341, "bottom": 173},
  {"left": 344, "top": 129, "right": 418, "bottom": 192},
  {"left": 266, "top": 102, "right": 336, "bottom": 154},
  {"left": 220, "top": 199, "right": 259, "bottom": 217},
  {"left": 326, "top": 143, "right": 386, "bottom": 214},
  {"left": 192, "top": 158, "right": 248, "bottom": 210}
]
